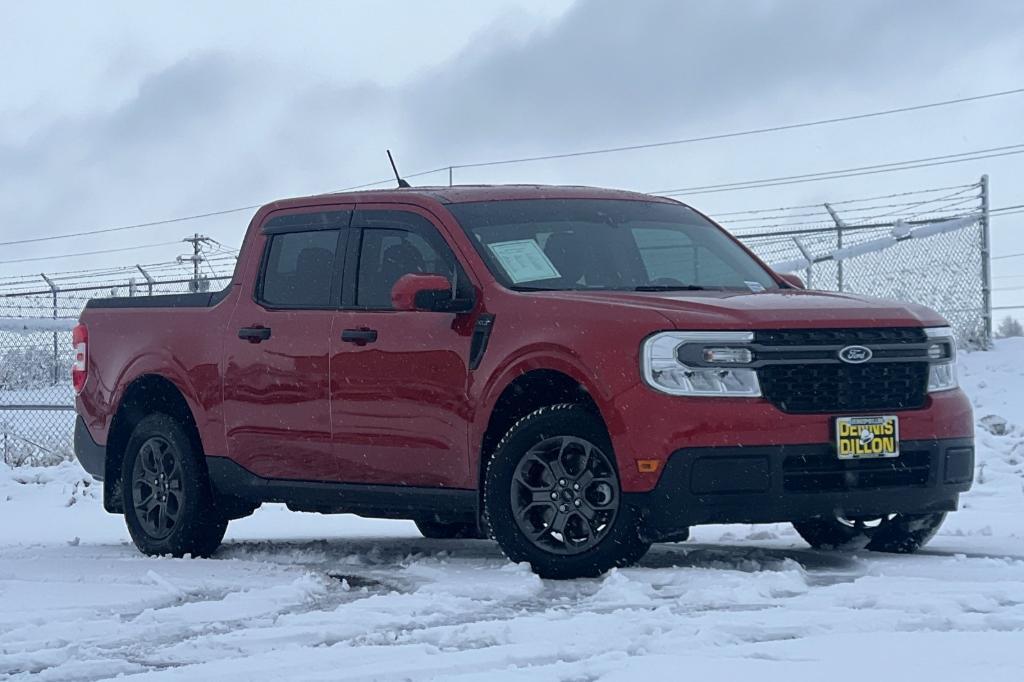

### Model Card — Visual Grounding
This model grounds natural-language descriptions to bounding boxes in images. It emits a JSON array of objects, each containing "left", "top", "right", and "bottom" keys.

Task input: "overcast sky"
[{"left": 2, "top": 0, "right": 1023, "bottom": 310}]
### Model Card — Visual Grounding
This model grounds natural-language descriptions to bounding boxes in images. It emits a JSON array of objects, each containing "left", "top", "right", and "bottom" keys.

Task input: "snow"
[
  {"left": 2, "top": 341, "right": 1024, "bottom": 680},
  {"left": 0, "top": 318, "right": 78, "bottom": 332}
]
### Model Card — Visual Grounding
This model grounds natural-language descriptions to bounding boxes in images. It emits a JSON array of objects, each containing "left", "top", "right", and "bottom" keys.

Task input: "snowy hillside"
[{"left": 1, "top": 340, "right": 1022, "bottom": 680}]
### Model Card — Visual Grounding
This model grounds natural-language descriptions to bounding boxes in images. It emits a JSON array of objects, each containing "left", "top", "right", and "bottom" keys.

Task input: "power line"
[
  {"left": 0, "top": 206, "right": 262, "bottom": 249},
  {"left": 3, "top": 87, "right": 1023, "bottom": 250},
  {"left": 0, "top": 171, "right": 451, "bottom": 250},
  {"left": 0, "top": 241, "right": 182, "bottom": 266},
  {"left": 655, "top": 144, "right": 1024, "bottom": 196},
  {"left": 710, "top": 183, "right": 977, "bottom": 217},
  {"left": 444, "top": 87, "right": 1024, "bottom": 170}
]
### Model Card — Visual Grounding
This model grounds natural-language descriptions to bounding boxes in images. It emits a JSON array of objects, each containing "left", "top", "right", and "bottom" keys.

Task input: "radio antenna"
[{"left": 387, "top": 150, "right": 411, "bottom": 188}]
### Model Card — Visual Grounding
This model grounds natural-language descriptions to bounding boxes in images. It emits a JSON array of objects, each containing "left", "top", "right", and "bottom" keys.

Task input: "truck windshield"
[{"left": 448, "top": 199, "right": 779, "bottom": 292}]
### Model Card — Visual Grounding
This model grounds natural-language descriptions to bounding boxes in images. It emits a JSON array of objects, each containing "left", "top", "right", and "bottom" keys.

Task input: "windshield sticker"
[
  {"left": 745, "top": 281, "right": 766, "bottom": 293},
  {"left": 488, "top": 240, "right": 561, "bottom": 283}
]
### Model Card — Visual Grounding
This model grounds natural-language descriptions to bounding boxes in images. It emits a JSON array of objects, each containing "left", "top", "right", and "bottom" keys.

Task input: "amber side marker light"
[{"left": 637, "top": 460, "right": 661, "bottom": 473}]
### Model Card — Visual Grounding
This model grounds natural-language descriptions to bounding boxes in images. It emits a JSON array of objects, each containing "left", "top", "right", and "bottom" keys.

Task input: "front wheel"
[
  {"left": 484, "top": 404, "right": 650, "bottom": 579},
  {"left": 793, "top": 512, "right": 946, "bottom": 553},
  {"left": 121, "top": 413, "right": 228, "bottom": 557}
]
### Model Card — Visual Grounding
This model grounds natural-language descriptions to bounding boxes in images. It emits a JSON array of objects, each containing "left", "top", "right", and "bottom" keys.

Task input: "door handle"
[
  {"left": 238, "top": 326, "right": 272, "bottom": 343},
  {"left": 341, "top": 328, "right": 378, "bottom": 345}
]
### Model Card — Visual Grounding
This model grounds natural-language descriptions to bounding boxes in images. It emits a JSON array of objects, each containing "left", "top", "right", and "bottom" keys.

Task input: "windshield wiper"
[{"left": 633, "top": 285, "right": 710, "bottom": 291}]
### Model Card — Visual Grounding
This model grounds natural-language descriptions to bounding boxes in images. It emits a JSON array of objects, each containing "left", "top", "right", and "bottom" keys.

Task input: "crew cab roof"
[{"left": 258, "top": 184, "right": 677, "bottom": 214}]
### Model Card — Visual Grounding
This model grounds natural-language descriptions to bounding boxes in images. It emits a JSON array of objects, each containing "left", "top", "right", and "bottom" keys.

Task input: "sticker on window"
[
  {"left": 745, "top": 281, "right": 766, "bottom": 293},
  {"left": 488, "top": 240, "right": 561, "bottom": 283}
]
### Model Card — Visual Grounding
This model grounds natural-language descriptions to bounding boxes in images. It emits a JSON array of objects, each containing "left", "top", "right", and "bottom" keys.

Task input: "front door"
[
  {"left": 330, "top": 207, "right": 477, "bottom": 488},
  {"left": 222, "top": 207, "right": 351, "bottom": 481}
]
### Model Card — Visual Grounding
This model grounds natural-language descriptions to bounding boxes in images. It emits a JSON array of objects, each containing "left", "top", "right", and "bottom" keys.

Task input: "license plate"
[{"left": 835, "top": 415, "right": 899, "bottom": 459}]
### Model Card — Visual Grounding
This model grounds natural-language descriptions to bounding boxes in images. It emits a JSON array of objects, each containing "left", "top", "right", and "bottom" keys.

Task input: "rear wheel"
[
  {"left": 414, "top": 519, "right": 484, "bottom": 539},
  {"left": 793, "top": 512, "right": 946, "bottom": 553},
  {"left": 121, "top": 413, "right": 228, "bottom": 557},
  {"left": 484, "top": 404, "right": 650, "bottom": 579}
]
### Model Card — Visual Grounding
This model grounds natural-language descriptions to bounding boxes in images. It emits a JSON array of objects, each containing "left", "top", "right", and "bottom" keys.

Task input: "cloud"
[
  {"left": 404, "top": 0, "right": 1024, "bottom": 159},
  {"left": 1, "top": 0, "right": 1023, "bottom": 268}
]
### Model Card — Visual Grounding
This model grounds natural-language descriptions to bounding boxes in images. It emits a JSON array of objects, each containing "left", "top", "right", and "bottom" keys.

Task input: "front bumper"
[{"left": 626, "top": 437, "right": 973, "bottom": 540}]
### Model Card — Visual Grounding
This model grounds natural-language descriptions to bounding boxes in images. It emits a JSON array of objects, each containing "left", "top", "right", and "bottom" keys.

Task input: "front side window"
[
  {"left": 259, "top": 230, "right": 340, "bottom": 307},
  {"left": 448, "top": 199, "right": 778, "bottom": 292},
  {"left": 353, "top": 211, "right": 471, "bottom": 308}
]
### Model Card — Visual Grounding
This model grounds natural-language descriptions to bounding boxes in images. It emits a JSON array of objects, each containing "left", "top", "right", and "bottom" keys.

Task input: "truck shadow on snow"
[{"left": 216, "top": 536, "right": 860, "bottom": 580}]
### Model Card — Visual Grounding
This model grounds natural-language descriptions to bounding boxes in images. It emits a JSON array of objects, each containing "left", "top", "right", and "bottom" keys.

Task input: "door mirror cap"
[
  {"left": 778, "top": 272, "right": 806, "bottom": 289},
  {"left": 391, "top": 273, "right": 475, "bottom": 312}
]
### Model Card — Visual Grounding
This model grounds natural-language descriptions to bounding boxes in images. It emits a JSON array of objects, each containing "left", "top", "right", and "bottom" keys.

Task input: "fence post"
[
  {"left": 136, "top": 265, "right": 155, "bottom": 296},
  {"left": 792, "top": 237, "right": 815, "bottom": 289},
  {"left": 824, "top": 203, "right": 846, "bottom": 292},
  {"left": 448, "top": 166, "right": 454, "bottom": 187},
  {"left": 40, "top": 273, "right": 59, "bottom": 386},
  {"left": 980, "top": 174, "right": 992, "bottom": 347}
]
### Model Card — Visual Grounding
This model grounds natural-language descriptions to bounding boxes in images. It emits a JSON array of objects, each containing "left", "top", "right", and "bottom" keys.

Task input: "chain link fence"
[
  {"left": 0, "top": 180, "right": 992, "bottom": 466},
  {"left": 1, "top": 268, "right": 232, "bottom": 466},
  {"left": 727, "top": 179, "right": 989, "bottom": 347}
]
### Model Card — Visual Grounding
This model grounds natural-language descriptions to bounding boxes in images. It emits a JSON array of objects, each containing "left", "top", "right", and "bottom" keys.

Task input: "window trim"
[
  {"left": 342, "top": 209, "right": 474, "bottom": 312},
  {"left": 253, "top": 211, "right": 352, "bottom": 311}
]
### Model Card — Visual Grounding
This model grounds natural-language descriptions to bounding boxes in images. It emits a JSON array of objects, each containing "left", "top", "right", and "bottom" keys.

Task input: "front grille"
[
  {"left": 759, "top": 362, "right": 929, "bottom": 413},
  {"left": 783, "top": 449, "right": 932, "bottom": 492},
  {"left": 753, "top": 328, "right": 931, "bottom": 413}
]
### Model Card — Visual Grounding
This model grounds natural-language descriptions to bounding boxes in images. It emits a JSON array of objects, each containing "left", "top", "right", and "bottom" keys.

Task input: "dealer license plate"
[{"left": 835, "top": 415, "right": 900, "bottom": 460}]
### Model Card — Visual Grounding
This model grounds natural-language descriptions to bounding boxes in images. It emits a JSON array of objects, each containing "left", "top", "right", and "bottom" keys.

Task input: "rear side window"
[{"left": 260, "top": 230, "right": 340, "bottom": 307}]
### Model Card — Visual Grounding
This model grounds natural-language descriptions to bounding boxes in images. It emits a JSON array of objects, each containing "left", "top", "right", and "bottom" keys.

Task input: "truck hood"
[{"left": 536, "top": 289, "right": 948, "bottom": 329}]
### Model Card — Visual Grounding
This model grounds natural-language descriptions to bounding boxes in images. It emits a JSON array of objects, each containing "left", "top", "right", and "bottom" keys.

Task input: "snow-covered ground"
[{"left": 2, "top": 341, "right": 1023, "bottom": 681}]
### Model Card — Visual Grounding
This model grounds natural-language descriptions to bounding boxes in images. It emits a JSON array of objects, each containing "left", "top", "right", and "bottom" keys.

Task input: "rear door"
[
  {"left": 222, "top": 207, "right": 351, "bottom": 481},
  {"left": 329, "top": 206, "right": 477, "bottom": 488}
]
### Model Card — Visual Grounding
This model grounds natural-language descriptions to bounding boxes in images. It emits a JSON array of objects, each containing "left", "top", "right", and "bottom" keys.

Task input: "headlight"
[
  {"left": 924, "top": 326, "right": 957, "bottom": 392},
  {"left": 641, "top": 331, "right": 761, "bottom": 397}
]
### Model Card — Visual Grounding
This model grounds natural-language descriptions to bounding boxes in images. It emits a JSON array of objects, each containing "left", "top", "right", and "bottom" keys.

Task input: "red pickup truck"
[{"left": 73, "top": 185, "right": 973, "bottom": 578}]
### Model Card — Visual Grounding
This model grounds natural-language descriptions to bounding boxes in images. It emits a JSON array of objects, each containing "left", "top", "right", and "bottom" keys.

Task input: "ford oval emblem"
[{"left": 838, "top": 345, "right": 873, "bottom": 364}]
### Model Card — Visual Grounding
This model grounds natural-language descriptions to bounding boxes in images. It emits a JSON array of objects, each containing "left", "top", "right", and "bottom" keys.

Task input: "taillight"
[{"left": 72, "top": 323, "right": 88, "bottom": 394}]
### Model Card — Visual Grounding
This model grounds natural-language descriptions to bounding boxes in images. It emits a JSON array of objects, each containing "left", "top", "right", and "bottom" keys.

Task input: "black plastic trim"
[
  {"left": 73, "top": 415, "right": 106, "bottom": 480},
  {"left": 85, "top": 286, "right": 231, "bottom": 309},
  {"left": 469, "top": 313, "right": 496, "bottom": 370},
  {"left": 206, "top": 456, "right": 477, "bottom": 521},
  {"left": 627, "top": 438, "right": 973, "bottom": 540}
]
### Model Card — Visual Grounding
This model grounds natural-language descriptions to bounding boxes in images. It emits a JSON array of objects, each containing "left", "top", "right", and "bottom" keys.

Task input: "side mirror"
[
  {"left": 390, "top": 273, "right": 475, "bottom": 313},
  {"left": 778, "top": 273, "right": 806, "bottom": 289}
]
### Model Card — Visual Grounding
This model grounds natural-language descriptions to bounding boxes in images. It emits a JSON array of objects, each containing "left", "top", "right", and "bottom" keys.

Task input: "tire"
[
  {"left": 121, "top": 413, "right": 228, "bottom": 558},
  {"left": 793, "top": 512, "right": 946, "bottom": 553},
  {"left": 483, "top": 404, "right": 651, "bottom": 579},
  {"left": 414, "top": 519, "right": 484, "bottom": 540}
]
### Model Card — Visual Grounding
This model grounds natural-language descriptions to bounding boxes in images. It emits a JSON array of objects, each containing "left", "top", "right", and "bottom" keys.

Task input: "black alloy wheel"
[
  {"left": 121, "top": 413, "right": 228, "bottom": 558},
  {"left": 510, "top": 435, "right": 619, "bottom": 555},
  {"left": 484, "top": 404, "right": 651, "bottom": 579},
  {"left": 131, "top": 436, "right": 184, "bottom": 539}
]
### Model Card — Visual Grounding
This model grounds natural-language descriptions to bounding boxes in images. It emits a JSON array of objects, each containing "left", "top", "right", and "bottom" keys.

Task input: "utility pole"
[{"left": 179, "top": 234, "right": 213, "bottom": 293}]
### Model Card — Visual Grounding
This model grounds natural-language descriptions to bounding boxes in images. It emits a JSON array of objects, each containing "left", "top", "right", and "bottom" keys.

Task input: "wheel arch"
[
  {"left": 476, "top": 368, "right": 608, "bottom": 496},
  {"left": 103, "top": 374, "right": 203, "bottom": 513}
]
